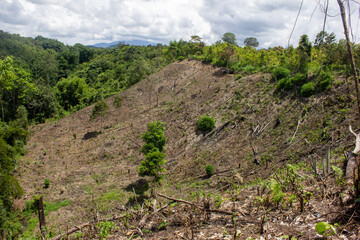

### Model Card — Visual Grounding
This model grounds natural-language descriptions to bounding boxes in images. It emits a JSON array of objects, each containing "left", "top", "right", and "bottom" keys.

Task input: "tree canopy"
[{"left": 244, "top": 37, "right": 259, "bottom": 48}]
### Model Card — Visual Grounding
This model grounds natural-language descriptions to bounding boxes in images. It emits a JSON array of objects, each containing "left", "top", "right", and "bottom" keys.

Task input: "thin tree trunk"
[{"left": 337, "top": 0, "right": 360, "bottom": 114}]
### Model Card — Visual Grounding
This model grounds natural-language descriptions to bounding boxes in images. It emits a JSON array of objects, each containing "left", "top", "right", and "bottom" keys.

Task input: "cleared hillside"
[{"left": 17, "top": 59, "right": 359, "bottom": 239}]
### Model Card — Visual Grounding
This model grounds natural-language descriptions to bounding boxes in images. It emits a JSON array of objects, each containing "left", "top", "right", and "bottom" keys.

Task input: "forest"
[{"left": 0, "top": 28, "right": 359, "bottom": 238}]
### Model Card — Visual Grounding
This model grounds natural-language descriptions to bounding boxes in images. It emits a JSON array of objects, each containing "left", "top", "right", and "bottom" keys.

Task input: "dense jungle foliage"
[{"left": 0, "top": 29, "right": 357, "bottom": 237}]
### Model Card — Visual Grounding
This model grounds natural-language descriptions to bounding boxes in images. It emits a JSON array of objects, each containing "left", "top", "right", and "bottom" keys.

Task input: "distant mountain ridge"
[{"left": 88, "top": 39, "right": 156, "bottom": 48}]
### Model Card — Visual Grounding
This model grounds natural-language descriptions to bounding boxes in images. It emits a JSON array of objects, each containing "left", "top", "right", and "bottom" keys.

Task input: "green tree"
[
  {"left": 55, "top": 76, "right": 97, "bottom": 111},
  {"left": 138, "top": 150, "right": 166, "bottom": 182},
  {"left": 0, "top": 57, "right": 37, "bottom": 121},
  {"left": 314, "top": 31, "right": 336, "bottom": 48},
  {"left": 222, "top": 32, "right": 237, "bottom": 45},
  {"left": 141, "top": 121, "right": 166, "bottom": 154},
  {"left": 244, "top": 37, "right": 259, "bottom": 48},
  {"left": 298, "top": 34, "right": 312, "bottom": 73},
  {"left": 138, "top": 121, "right": 167, "bottom": 183}
]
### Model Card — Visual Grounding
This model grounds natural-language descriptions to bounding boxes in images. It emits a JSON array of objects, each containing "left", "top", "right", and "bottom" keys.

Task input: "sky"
[{"left": 1, "top": 0, "right": 360, "bottom": 48}]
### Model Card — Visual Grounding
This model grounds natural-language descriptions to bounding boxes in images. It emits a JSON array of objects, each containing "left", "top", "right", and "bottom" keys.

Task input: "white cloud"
[{"left": 0, "top": 0, "right": 359, "bottom": 47}]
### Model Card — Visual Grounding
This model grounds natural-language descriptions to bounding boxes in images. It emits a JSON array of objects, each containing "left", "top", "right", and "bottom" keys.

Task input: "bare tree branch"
[{"left": 288, "top": 0, "right": 304, "bottom": 48}]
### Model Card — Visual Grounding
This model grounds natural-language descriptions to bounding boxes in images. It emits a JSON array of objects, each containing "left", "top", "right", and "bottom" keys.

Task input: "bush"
[
  {"left": 276, "top": 73, "right": 308, "bottom": 91},
  {"left": 198, "top": 115, "right": 215, "bottom": 132},
  {"left": 289, "top": 73, "right": 307, "bottom": 86},
  {"left": 205, "top": 164, "right": 215, "bottom": 176},
  {"left": 90, "top": 100, "right": 108, "bottom": 120},
  {"left": 235, "top": 74, "right": 243, "bottom": 81},
  {"left": 317, "top": 71, "right": 333, "bottom": 91},
  {"left": 301, "top": 82, "right": 315, "bottom": 97},
  {"left": 271, "top": 67, "right": 290, "bottom": 81},
  {"left": 276, "top": 78, "right": 292, "bottom": 91},
  {"left": 113, "top": 95, "right": 123, "bottom": 108},
  {"left": 43, "top": 179, "right": 50, "bottom": 189}
]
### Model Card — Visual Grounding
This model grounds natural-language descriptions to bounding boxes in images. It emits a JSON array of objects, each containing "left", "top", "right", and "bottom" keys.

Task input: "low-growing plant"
[
  {"left": 317, "top": 71, "right": 333, "bottom": 91},
  {"left": 300, "top": 82, "right": 315, "bottom": 97},
  {"left": 198, "top": 115, "right": 216, "bottom": 132},
  {"left": 271, "top": 66, "right": 290, "bottom": 81},
  {"left": 315, "top": 221, "right": 339, "bottom": 237},
  {"left": 289, "top": 73, "right": 307, "bottom": 86},
  {"left": 205, "top": 164, "right": 215, "bottom": 176},
  {"left": 158, "top": 221, "right": 168, "bottom": 230},
  {"left": 97, "top": 220, "right": 117, "bottom": 239},
  {"left": 90, "top": 100, "right": 108, "bottom": 120},
  {"left": 235, "top": 73, "right": 243, "bottom": 80},
  {"left": 276, "top": 77, "right": 292, "bottom": 91},
  {"left": 113, "top": 95, "right": 123, "bottom": 108},
  {"left": 44, "top": 179, "right": 50, "bottom": 189}
]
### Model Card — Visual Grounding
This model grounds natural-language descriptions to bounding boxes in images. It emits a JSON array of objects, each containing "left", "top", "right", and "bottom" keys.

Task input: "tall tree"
[
  {"left": 222, "top": 32, "right": 237, "bottom": 46},
  {"left": 244, "top": 37, "right": 259, "bottom": 48}
]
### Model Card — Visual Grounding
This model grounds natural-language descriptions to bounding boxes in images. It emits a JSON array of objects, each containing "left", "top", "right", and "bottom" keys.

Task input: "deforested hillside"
[{"left": 15, "top": 59, "right": 360, "bottom": 239}]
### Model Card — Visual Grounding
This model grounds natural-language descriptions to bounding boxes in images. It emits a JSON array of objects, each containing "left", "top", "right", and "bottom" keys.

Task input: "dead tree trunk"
[
  {"left": 36, "top": 196, "right": 46, "bottom": 239},
  {"left": 346, "top": 126, "right": 360, "bottom": 191},
  {"left": 337, "top": 0, "right": 360, "bottom": 114}
]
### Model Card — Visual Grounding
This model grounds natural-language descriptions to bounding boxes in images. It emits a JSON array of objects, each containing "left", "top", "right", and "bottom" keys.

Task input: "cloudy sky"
[{"left": 1, "top": 0, "right": 359, "bottom": 48}]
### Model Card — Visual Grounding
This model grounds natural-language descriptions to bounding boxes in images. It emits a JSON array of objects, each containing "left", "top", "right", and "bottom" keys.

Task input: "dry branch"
[
  {"left": 289, "top": 117, "right": 301, "bottom": 145},
  {"left": 156, "top": 193, "right": 234, "bottom": 215},
  {"left": 138, "top": 202, "right": 171, "bottom": 228}
]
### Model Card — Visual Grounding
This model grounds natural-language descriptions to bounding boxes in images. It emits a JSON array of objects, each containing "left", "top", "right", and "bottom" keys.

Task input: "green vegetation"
[
  {"left": 315, "top": 222, "right": 339, "bottom": 237},
  {"left": 205, "top": 164, "right": 215, "bottom": 176},
  {"left": 198, "top": 115, "right": 216, "bottom": 132},
  {"left": 43, "top": 178, "right": 50, "bottom": 189},
  {"left": 271, "top": 66, "right": 290, "bottom": 82},
  {"left": 113, "top": 95, "right": 123, "bottom": 108},
  {"left": 301, "top": 82, "right": 315, "bottom": 97},
  {"left": 90, "top": 100, "right": 109, "bottom": 120},
  {"left": 138, "top": 121, "right": 167, "bottom": 183}
]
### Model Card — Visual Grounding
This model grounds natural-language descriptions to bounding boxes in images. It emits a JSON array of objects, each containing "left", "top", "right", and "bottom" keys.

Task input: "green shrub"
[
  {"left": 43, "top": 179, "right": 50, "bottom": 189},
  {"left": 289, "top": 73, "right": 307, "bottom": 86},
  {"left": 276, "top": 78, "right": 292, "bottom": 91},
  {"left": 90, "top": 100, "right": 108, "bottom": 120},
  {"left": 198, "top": 115, "right": 215, "bottom": 132},
  {"left": 301, "top": 82, "right": 315, "bottom": 97},
  {"left": 271, "top": 67, "right": 290, "bottom": 81},
  {"left": 205, "top": 164, "right": 215, "bottom": 176},
  {"left": 113, "top": 95, "right": 123, "bottom": 108},
  {"left": 276, "top": 73, "right": 308, "bottom": 92},
  {"left": 235, "top": 74, "right": 243, "bottom": 80},
  {"left": 317, "top": 71, "right": 333, "bottom": 91}
]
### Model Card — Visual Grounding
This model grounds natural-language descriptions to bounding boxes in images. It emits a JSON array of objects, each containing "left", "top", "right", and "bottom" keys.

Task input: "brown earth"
[{"left": 16, "top": 59, "right": 360, "bottom": 239}]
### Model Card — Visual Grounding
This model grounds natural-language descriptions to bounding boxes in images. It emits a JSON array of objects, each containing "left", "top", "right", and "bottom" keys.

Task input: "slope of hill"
[{"left": 17, "top": 59, "right": 359, "bottom": 239}]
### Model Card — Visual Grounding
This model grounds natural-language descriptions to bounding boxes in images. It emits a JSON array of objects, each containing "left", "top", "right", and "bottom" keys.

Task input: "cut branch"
[{"left": 156, "top": 193, "right": 233, "bottom": 215}]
